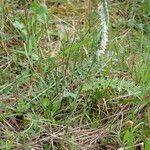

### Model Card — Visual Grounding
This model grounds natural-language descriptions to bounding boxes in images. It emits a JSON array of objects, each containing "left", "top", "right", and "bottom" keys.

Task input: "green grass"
[{"left": 0, "top": 0, "right": 150, "bottom": 149}]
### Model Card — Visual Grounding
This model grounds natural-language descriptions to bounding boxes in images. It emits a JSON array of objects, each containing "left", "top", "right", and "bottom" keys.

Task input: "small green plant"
[
  {"left": 123, "top": 126, "right": 135, "bottom": 150},
  {"left": 42, "top": 98, "right": 62, "bottom": 119},
  {"left": 16, "top": 99, "right": 30, "bottom": 113},
  {"left": 122, "top": 121, "right": 146, "bottom": 150},
  {"left": 12, "top": 2, "right": 48, "bottom": 62}
]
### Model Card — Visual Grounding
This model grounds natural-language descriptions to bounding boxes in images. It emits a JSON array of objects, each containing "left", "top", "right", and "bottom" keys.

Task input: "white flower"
[{"left": 97, "top": 0, "right": 109, "bottom": 57}]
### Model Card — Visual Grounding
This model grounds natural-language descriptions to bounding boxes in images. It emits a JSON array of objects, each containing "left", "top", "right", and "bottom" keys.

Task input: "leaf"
[
  {"left": 30, "top": 2, "right": 48, "bottom": 23},
  {"left": 42, "top": 98, "right": 51, "bottom": 108},
  {"left": 145, "top": 138, "right": 150, "bottom": 150},
  {"left": 0, "top": 101, "right": 5, "bottom": 109},
  {"left": 63, "top": 91, "right": 77, "bottom": 99},
  {"left": 13, "top": 21, "right": 27, "bottom": 36},
  {"left": 31, "top": 53, "right": 39, "bottom": 61},
  {"left": 13, "top": 21, "right": 25, "bottom": 29},
  {"left": 52, "top": 99, "right": 62, "bottom": 115},
  {"left": 123, "top": 129, "right": 130, "bottom": 143},
  {"left": 123, "top": 129, "right": 134, "bottom": 150},
  {"left": 31, "top": 2, "right": 48, "bottom": 15},
  {"left": 16, "top": 99, "right": 30, "bottom": 113}
]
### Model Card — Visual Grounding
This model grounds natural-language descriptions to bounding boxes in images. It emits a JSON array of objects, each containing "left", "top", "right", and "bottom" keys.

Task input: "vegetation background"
[{"left": 0, "top": 0, "right": 150, "bottom": 149}]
